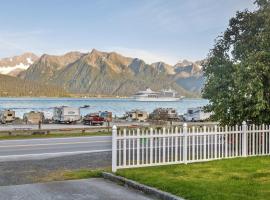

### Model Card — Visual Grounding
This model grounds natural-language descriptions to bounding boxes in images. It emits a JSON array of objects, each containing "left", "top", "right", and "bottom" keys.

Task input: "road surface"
[
  {"left": 0, "top": 136, "right": 112, "bottom": 162},
  {"left": 0, "top": 178, "right": 156, "bottom": 200},
  {"left": 0, "top": 121, "right": 150, "bottom": 131}
]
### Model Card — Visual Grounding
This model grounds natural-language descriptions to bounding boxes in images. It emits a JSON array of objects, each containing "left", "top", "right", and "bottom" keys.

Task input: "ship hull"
[{"left": 133, "top": 97, "right": 182, "bottom": 102}]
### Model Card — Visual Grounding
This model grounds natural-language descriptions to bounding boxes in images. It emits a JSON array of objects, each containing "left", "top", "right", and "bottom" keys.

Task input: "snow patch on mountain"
[
  {"left": 0, "top": 63, "right": 30, "bottom": 74},
  {"left": 27, "top": 57, "right": 33, "bottom": 64}
]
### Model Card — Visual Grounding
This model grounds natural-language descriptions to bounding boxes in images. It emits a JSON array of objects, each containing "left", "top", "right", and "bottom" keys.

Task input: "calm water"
[{"left": 0, "top": 98, "right": 208, "bottom": 119}]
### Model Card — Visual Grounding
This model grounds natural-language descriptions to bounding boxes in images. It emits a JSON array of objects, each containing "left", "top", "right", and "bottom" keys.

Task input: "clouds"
[
  {"left": 0, "top": 0, "right": 255, "bottom": 61},
  {"left": 0, "top": 30, "right": 53, "bottom": 57},
  {"left": 102, "top": 46, "right": 178, "bottom": 65}
]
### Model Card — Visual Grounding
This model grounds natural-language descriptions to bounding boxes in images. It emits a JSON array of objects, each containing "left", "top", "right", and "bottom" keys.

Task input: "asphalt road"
[
  {"left": 0, "top": 136, "right": 112, "bottom": 162},
  {"left": 0, "top": 178, "right": 156, "bottom": 200},
  {"left": 0, "top": 121, "right": 150, "bottom": 131}
]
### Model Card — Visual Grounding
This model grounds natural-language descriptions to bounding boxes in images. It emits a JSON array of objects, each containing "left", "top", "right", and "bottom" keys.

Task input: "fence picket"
[
  {"left": 123, "top": 129, "right": 126, "bottom": 167},
  {"left": 136, "top": 128, "right": 140, "bottom": 165},
  {"left": 175, "top": 127, "right": 179, "bottom": 162}
]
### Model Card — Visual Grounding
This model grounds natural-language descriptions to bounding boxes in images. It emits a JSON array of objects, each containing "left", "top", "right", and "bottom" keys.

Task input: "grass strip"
[
  {"left": 0, "top": 132, "right": 111, "bottom": 140},
  {"left": 117, "top": 156, "right": 270, "bottom": 200}
]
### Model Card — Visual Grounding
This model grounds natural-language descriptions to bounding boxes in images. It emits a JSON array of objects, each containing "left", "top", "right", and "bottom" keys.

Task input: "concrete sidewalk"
[{"left": 0, "top": 178, "right": 157, "bottom": 200}]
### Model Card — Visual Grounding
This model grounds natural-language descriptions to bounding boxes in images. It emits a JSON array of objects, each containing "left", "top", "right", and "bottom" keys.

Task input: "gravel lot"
[{"left": 0, "top": 151, "right": 111, "bottom": 186}]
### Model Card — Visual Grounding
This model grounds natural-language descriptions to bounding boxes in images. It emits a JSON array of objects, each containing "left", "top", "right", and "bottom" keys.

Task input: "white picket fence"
[{"left": 112, "top": 122, "right": 270, "bottom": 172}]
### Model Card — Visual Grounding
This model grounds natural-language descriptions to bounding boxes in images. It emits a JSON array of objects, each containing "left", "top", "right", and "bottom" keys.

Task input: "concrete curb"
[{"left": 102, "top": 172, "right": 184, "bottom": 200}]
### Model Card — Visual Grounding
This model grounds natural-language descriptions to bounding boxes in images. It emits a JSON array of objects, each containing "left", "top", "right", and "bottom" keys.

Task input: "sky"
[{"left": 0, "top": 0, "right": 255, "bottom": 65}]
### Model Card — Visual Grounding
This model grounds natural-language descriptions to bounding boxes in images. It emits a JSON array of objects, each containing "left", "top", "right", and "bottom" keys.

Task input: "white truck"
[
  {"left": 183, "top": 107, "right": 212, "bottom": 122},
  {"left": 53, "top": 106, "right": 81, "bottom": 124}
]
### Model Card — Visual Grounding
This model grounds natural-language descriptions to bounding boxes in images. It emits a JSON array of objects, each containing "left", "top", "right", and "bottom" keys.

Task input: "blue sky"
[{"left": 0, "top": 0, "right": 255, "bottom": 64}]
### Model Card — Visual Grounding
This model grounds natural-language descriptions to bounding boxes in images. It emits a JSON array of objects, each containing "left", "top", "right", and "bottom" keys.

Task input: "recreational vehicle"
[
  {"left": 149, "top": 108, "right": 178, "bottom": 120},
  {"left": 183, "top": 107, "right": 212, "bottom": 122},
  {"left": 125, "top": 110, "right": 148, "bottom": 122},
  {"left": 0, "top": 110, "right": 15, "bottom": 124},
  {"left": 99, "top": 111, "right": 112, "bottom": 122},
  {"left": 53, "top": 106, "right": 81, "bottom": 124},
  {"left": 23, "top": 111, "right": 45, "bottom": 124}
]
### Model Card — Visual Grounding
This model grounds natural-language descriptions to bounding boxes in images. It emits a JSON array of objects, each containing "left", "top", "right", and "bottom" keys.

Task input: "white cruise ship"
[{"left": 132, "top": 88, "right": 184, "bottom": 102}]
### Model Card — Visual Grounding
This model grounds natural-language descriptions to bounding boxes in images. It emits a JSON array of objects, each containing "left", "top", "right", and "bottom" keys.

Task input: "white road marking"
[
  {"left": 0, "top": 140, "right": 111, "bottom": 148},
  {"left": 0, "top": 135, "right": 111, "bottom": 143},
  {"left": 0, "top": 149, "right": 112, "bottom": 162}
]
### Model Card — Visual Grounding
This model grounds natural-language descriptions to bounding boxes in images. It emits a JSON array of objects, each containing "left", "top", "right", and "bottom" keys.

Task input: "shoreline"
[{"left": 0, "top": 96, "right": 204, "bottom": 100}]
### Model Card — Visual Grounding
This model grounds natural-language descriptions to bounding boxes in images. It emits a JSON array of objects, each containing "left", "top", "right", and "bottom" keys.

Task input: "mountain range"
[
  {"left": 0, "top": 49, "right": 205, "bottom": 97},
  {"left": 0, "top": 53, "right": 39, "bottom": 76}
]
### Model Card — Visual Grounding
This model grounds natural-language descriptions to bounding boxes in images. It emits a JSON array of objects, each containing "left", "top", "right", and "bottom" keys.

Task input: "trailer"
[
  {"left": 0, "top": 109, "right": 15, "bottom": 124},
  {"left": 183, "top": 107, "right": 212, "bottom": 122},
  {"left": 53, "top": 106, "right": 81, "bottom": 124},
  {"left": 99, "top": 111, "right": 112, "bottom": 122},
  {"left": 23, "top": 111, "right": 45, "bottom": 124},
  {"left": 149, "top": 108, "right": 178, "bottom": 121},
  {"left": 125, "top": 109, "right": 148, "bottom": 122}
]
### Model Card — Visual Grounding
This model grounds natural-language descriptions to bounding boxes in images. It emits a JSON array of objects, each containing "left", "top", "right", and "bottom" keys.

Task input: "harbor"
[
  {"left": 0, "top": 97, "right": 208, "bottom": 119},
  {"left": 0, "top": 97, "right": 212, "bottom": 135}
]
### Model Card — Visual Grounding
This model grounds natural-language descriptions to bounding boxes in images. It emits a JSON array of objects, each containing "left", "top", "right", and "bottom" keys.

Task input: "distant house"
[
  {"left": 23, "top": 111, "right": 45, "bottom": 124},
  {"left": 125, "top": 110, "right": 148, "bottom": 122}
]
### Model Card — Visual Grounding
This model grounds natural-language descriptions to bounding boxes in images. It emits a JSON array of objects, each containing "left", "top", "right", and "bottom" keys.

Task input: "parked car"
[
  {"left": 53, "top": 106, "right": 81, "bottom": 124},
  {"left": 83, "top": 113, "right": 104, "bottom": 125},
  {"left": 0, "top": 109, "right": 15, "bottom": 124},
  {"left": 183, "top": 107, "right": 212, "bottom": 122},
  {"left": 23, "top": 111, "right": 45, "bottom": 124}
]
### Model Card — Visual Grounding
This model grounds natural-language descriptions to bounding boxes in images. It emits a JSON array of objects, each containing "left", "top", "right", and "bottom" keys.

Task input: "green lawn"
[
  {"left": 0, "top": 131, "right": 111, "bottom": 140},
  {"left": 117, "top": 156, "right": 270, "bottom": 200}
]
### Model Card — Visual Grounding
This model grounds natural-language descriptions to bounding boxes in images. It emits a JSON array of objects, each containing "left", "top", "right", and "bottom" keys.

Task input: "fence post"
[
  {"left": 242, "top": 121, "right": 247, "bottom": 157},
  {"left": 112, "top": 125, "right": 117, "bottom": 172},
  {"left": 183, "top": 123, "right": 188, "bottom": 164}
]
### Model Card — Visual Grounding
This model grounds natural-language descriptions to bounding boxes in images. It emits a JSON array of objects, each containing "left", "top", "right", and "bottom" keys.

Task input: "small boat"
[{"left": 81, "top": 105, "right": 90, "bottom": 108}]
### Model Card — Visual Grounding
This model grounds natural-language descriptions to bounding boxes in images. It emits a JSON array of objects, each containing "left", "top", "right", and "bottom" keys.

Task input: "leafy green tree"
[{"left": 203, "top": 0, "right": 270, "bottom": 125}]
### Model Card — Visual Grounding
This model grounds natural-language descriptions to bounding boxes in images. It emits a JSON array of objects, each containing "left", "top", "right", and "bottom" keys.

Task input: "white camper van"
[
  {"left": 0, "top": 110, "right": 15, "bottom": 124},
  {"left": 183, "top": 107, "right": 211, "bottom": 122},
  {"left": 53, "top": 106, "right": 81, "bottom": 124}
]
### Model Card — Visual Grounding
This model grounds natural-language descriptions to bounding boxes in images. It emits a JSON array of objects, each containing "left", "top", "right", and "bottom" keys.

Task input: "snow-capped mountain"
[{"left": 0, "top": 53, "right": 39, "bottom": 76}]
